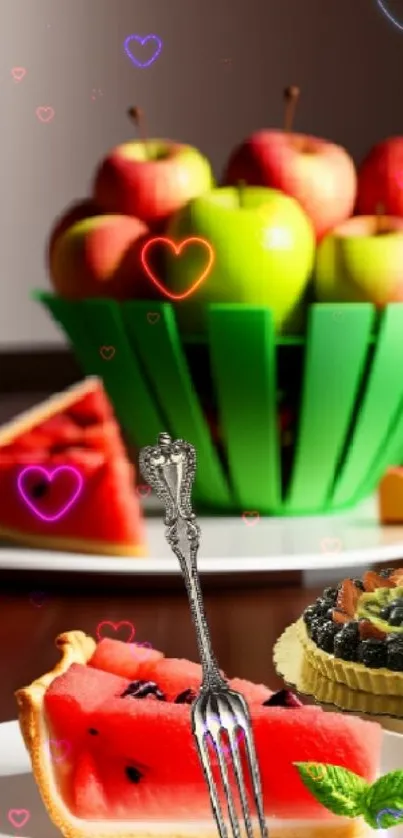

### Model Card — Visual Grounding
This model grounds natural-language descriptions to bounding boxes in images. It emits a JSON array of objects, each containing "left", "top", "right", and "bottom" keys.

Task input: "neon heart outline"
[
  {"left": 99, "top": 345, "right": 116, "bottom": 360},
  {"left": 376, "top": 808, "right": 403, "bottom": 828},
  {"left": 377, "top": 0, "right": 403, "bottom": 30},
  {"left": 141, "top": 236, "right": 215, "bottom": 301},
  {"left": 124, "top": 34, "right": 162, "bottom": 68},
  {"left": 47, "top": 738, "right": 71, "bottom": 763},
  {"left": 204, "top": 712, "right": 245, "bottom": 765},
  {"left": 242, "top": 511, "right": 260, "bottom": 526},
  {"left": 96, "top": 620, "right": 136, "bottom": 643},
  {"left": 304, "top": 764, "right": 327, "bottom": 781},
  {"left": 320, "top": 537, "right": 342, "bottom": 555},
  {"left": 8, "top": 810, "right": 31, "bottom": 829},
  {"left": 36, "top": 106, "right": 55, "bottom": 122},
  {"left": 11, "top": 67, "right": 26, "bottom": 82},
  {"left": 17, "top": 465, "right": 83, "bottom": 522},
  {"left": 30, "top": 590, "right": 47, "bottom": 607},
  {"left": 136, "top": 484, "right": 152, "bottom": 498}
]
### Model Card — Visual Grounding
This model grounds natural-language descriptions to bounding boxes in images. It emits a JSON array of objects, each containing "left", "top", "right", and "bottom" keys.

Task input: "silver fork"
[{"left": 139, "top": 433, "right": 268, "bottom": 838}]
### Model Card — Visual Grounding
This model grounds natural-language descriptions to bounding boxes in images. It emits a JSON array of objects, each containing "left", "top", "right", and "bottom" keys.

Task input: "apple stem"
[
  {"left": 127, "top": 106, "right": 150, "bottom": 160},
  {"left": 284, "top": 86, "right": 300, "bottom": 133}
]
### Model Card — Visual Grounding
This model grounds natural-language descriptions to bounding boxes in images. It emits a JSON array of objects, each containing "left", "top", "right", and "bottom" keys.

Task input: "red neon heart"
[
  {"left": 141, "top": 237, "right": 214, "bottom": 301},
  {"left": 96, "top": 620, "right": 135, "bottom": 642}
]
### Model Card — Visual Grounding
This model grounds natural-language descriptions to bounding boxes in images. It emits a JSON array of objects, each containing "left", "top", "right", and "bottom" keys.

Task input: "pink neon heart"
[
  {"left": 36, "top": 105, "right": 55, "bottom": 122},
  {"left": 136, "top": 484, "right": 151, "bottom": 498},
  {"left": 17, "top": 466, "right": 83, "bottom": 522},
  {"left": 8, "top": 809, "right": 30, "bottom": 828},
  {"left": 11, "top": 67, "right": 26, "bottom": 82},
  {"left": 48, "top": 738, "right": 71, "bottom": 763},
  {"left": 96, "top": 620, "right": 136, "bottom": 643},
  {"left": 320, "top": 537, "right": 342, "bottom": 555}
]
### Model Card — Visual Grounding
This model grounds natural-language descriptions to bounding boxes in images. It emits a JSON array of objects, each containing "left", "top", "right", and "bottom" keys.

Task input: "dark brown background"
[{"left": 1, "top": 0, "right": 403, "bottom": 347}]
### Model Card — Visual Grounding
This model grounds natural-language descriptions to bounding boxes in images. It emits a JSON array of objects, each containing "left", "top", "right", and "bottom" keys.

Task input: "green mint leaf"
[
  {"left": 294, "top": 763, "right": 369, "bottom": 818},
  {"left": 361, "top": 771, "right": 403, "bottom": 830}
]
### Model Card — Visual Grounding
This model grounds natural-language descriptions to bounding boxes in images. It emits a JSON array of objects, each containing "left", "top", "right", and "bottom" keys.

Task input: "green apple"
[
  {"left": 163, "top": 186, "right": 315, "bottom": 332},
  {"left": 315, "top": 215, "right": 403, "bottom": 305}
]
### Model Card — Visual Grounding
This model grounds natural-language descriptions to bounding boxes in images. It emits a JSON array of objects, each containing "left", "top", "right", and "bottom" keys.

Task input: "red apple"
[
  {"left": 93, "top": 108, "right": 214, "bottom": 230},
  {"left": 94, "top": 142, "right": 214, "bottom": 230},
  {"left": 356, "top": 137, "right": 403, "bottom": 217},
  {"left": 50, "top": 214, "right": 155, "bottom": 301},
  {"left": 223, "top": 87, "right": 357, "bottom": 241},
  {"left": 47, "top": 199, "right": 100, "bottom": 261}
]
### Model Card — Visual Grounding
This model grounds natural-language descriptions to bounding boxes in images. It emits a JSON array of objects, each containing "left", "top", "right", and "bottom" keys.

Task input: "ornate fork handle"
[{"left": 140, "top": 433, "right": 226, "bottom": 692}]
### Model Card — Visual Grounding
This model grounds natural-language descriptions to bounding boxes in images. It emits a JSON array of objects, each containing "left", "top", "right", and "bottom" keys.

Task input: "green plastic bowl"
[{"left": 36, "top": 292, "right": 403, "bottom": 515}]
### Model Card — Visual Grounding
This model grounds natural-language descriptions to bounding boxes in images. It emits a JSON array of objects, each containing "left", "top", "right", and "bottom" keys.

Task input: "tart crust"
[
  {"left": 15, "top": 631, "right": 372, "bottom": 838},
  {"left": 297, "top": 618, "right": 403, "bottom": 696}
]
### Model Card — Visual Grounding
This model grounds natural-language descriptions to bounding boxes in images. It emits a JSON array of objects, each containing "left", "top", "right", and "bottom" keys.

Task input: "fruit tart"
[
  {"left": 15, "top": 631, "right": 383, "bottom": 838},
  {"left": 299, "top": 567, "right": 403, "bottom": 696}
]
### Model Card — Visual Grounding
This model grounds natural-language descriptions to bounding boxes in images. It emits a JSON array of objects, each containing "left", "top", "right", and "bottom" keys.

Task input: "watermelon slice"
[
  {"left": 15, "top": 631, "right": 381, "bottom": 838},
  {"left": 0, "top": 378, "right": 146, "bottom": 555}
]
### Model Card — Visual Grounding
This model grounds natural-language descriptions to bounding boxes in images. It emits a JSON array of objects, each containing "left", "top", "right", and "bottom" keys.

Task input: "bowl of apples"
[{"left": 37, "top": 94, "right": 403, "bottom": 516}]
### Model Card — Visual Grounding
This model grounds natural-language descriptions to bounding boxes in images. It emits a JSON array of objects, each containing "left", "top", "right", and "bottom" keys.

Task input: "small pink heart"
[
  {"left": 221, "top": 58, "right": 232, "bottom": 70},
  {"left": 320, "top": 537, "right": 342, "bottom": 555},
  {"left": 136, "top": 484, "right": 151, "bottom": 498},
  {"left": 204, "top": 716, "right": 244, "bottom": 766},
  {"left": 36, "top": 105, "right": 55, "bottom": 123},
  {"left": 147, "top": 311, "right": 160, "bottom": 325},
  {"left": 30, "top": 590, "right": 47, "bottom": 607},
  {"left": 48, "top": 738, "right": 71, "bottom": 763},
  {"left": 8, "top": 809, "right": 30, "bottom": 829},
  {"left": 242, "top": 511, "right": 260, "bottom": 526},
  {"left": 96, "top": 620, "right": 135, "bottom": 643},
  {"left": 11, "top": 67, "right": 26, "bottom": 82},
  {"left": 99, "top": 345, "right": 116, "bottom": 360}
]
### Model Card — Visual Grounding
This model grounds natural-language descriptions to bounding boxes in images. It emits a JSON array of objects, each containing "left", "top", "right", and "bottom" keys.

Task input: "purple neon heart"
[
  {"left": 124, "top": 34, "right": 162, "bottom": 68},
  {"left": 17, "top": 465, "right": 83, "bottom": 523}
]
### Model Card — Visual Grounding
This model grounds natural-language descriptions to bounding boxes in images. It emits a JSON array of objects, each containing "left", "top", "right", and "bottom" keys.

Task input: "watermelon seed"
[
  {"left": 262, "top": 690, "right": 303, "bottom": 708},
  {"left": 125, "top": 766, "right": 143, "bottom": 784},
  {"left": 174, "top": 689, "right": 197, "bottom": 704},
  {"left": 31, "top": 482, "right": 48, "bottom": 498},
  {"left": 88, "top": 728, "right": 99, "bottom": 735},
  {"left": 121, "top": 680, "right": 166, "bottom": 701}
]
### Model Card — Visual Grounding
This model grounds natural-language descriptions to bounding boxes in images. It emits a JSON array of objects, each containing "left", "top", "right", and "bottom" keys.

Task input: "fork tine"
[
  {"left": 242, "top": 724, "right": 269, "bottom": 838},
  {"left": 192, "top": 721, "right": 229, "bottom": 838},
  {"left": 227, "top": 726, "right": 255, "bottom": 838},
  {"left": 212, "top": 730, "right": 243, "bottom": 838}
]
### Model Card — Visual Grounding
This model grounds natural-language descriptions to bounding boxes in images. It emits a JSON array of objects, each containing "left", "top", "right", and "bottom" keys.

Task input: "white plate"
[
  {"left": 0, "top": 719, "right": 401, "bottom": 837},
  {"left": 1, "top": 497, "right": 403, "bottom": 575}
]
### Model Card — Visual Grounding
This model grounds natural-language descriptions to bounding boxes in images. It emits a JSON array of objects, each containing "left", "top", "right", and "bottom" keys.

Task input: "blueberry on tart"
[{"left": 298, "top": 568, "right": 403, "bottom": 695}]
